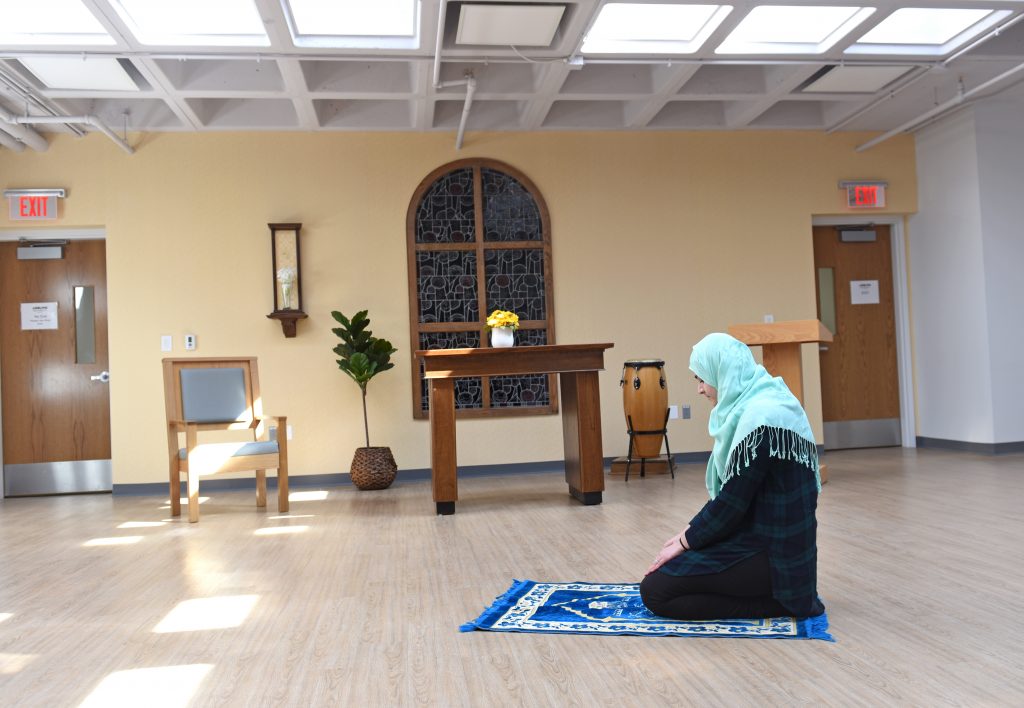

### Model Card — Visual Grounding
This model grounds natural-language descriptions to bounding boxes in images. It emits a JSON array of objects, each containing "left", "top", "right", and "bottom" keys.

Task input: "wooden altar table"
[{"left": 416, "top": 343, "right": 614, "bottom": 514}]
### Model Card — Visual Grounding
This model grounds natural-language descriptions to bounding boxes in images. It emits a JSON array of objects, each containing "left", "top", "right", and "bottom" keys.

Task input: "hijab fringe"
[{"left": 721, "top": 425, "right": 819, "bottom": 488}]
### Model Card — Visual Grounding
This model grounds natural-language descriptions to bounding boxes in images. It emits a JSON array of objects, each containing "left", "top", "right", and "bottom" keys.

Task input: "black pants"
[{"left": 639, "top": 551, "right": 789, "bottom": 620}]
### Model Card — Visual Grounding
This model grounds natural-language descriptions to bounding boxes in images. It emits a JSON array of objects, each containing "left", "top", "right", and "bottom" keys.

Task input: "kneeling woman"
[{"left": 640, "top": 333, "right": 824, "bottom": 620}]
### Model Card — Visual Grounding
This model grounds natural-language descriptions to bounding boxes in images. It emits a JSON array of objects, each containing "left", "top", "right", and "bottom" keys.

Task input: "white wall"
[
  {"left": 974, "top": 100, "right": 1024, "bottom": 443},
  {"left": 909, "top": 108, "right": 995, "bottom": 443},
  {"left": 910, "top": 100, "right": 1024, "bottom": 445}
]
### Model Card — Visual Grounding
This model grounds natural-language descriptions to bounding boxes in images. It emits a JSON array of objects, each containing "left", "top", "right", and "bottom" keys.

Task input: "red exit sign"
[
  {"left": 840, "top": 181, "right": 887, "bottom": 209},
  {"left": 5, "top": 189, "right": 64, "bottom": 221}
]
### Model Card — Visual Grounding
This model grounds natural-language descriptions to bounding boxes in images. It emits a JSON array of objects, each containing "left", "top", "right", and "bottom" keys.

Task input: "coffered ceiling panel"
[{"left": 1, "top": 0, "right": 1024, "bottom": 153}]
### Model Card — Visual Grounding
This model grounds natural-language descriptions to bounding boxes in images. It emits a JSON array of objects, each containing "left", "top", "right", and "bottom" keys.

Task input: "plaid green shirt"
[{"left": 662, "top": 425, "right": 824, "bottom": 617}]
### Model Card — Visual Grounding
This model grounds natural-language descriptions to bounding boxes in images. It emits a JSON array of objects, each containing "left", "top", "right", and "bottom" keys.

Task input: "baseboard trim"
[
  {"left": 916, "top": 437, "right": 1024, "bottom": 455},
  {"left": 113, "top": 453, "right": 719, "bottom": 495}
]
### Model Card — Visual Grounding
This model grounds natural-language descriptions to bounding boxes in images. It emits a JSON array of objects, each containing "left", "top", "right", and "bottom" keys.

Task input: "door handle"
[
  {"left": 819, "top": 345, "right": 830, "bottom": 352},
  {"left": 90, "top": 370, "right": 110, "bottom": 383}
]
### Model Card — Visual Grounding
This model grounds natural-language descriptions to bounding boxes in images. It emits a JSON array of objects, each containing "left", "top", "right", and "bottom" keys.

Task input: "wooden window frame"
[{"left": 407, "top": 158, "right": 557, "bottom": 419}]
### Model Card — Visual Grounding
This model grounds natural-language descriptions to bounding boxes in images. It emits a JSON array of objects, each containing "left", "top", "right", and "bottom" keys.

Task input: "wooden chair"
[{"left": 162, "top": 357, "right": 289, "bottom": 522}]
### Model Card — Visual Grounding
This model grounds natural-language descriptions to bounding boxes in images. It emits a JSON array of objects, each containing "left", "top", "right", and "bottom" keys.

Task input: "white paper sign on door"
[
  {"left": 21, "top": 302, "right": 59, "bottom": 330},
  {"left": 850, "top": 280, "right": 880, "bottom": 305}
]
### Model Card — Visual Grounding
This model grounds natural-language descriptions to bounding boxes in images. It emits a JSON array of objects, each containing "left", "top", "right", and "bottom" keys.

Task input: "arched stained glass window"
[{"left": 407, "top": 159, "right": 556, "bottom": 419}]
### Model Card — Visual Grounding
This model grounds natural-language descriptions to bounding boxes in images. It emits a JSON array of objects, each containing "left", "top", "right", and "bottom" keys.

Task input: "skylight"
[
  {"left": 0, "top": 0, "right": 114, "bottom": 46},
  {"left": 846, "top": 7, "right": 1011, "bottom": 56},
  {"left": 108, "top": 0, "right": 269, "bottom": 47},
  {"left": 289, "top": 0, "right": 416, "bottom": 36},
  {"left": 582, "top": 3, "right": 733, "bottom": 54},
  {"left": 716, "top": 5, "right": 875, "bottom": 54},
  {"left": 286, "top": 0, "right": 419, "bottom": 49}
]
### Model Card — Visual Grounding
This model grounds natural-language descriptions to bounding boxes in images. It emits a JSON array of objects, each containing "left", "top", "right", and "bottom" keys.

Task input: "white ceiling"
[{"left": 2, "top": 0, "right": 1024, "bottom": 152}]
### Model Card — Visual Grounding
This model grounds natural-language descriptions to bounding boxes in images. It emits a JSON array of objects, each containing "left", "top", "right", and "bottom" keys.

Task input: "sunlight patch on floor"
[
  {"left": 288, "top": 490, "right": 329, "bottom": 502},
  {"left": 154, "top": 596, "right": 259, "bottom": 633},
  {"left": 254, "top": 525, "right": 309, "bottom": 536},
  {"left": 83, "top": 536, "right": 143, "bottom": 547},
  {"left": 118, "top": 521, "right": 167, "bottom": 529},
  {"left": 0, "top": 653, "right": 37, "bottom": 675},
  {"left": 267, "top": 514, "right": 315, "bottom": 519},
  {"left": 79, "top": 664, "right": 213, "bottom": 708},
  {"left": 0, "top": 613, "right": 11, "bottom": 624}
]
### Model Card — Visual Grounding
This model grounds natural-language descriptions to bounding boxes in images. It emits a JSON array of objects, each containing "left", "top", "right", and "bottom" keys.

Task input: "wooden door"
[
  {"left": 0, "top": 240, "right": 111, "bottom": 495},
  {"left": 813, "top": 225, "right": 900, "bottom": 449}
]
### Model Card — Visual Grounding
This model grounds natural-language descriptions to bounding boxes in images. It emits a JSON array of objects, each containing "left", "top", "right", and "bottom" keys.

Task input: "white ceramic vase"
[
  {"left": 490, "top": 327, "right": 515, "bottom": 348},
  {"left": 280, "top": 282, "right": 293, "bottom": 309}
]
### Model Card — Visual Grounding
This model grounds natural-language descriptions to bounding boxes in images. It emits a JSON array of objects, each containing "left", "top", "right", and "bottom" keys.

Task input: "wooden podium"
[
  {"left": 417, "top": 343, "right": 614, "bottom": 514},
  {"left": 727, "top": 320, "right": 832, "bottom": 483}
]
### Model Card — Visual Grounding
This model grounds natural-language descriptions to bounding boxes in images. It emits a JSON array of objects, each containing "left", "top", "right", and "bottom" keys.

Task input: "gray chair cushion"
[
  {"left": 179, "top": 440, "right": 279, "bottom": 460},
  {"left": 180, "top": 368, "right": 248, "bottom": 423}
]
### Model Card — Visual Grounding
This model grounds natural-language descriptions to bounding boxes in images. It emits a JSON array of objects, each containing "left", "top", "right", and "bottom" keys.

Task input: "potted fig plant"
[{"left": 331, "top": 309, "right": 398, "bottom": 490}]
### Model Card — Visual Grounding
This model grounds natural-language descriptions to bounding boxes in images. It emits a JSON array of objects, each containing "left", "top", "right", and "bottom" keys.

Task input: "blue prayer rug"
[{"left": 460, "top": 580, "right": 833, "bottom": 641}]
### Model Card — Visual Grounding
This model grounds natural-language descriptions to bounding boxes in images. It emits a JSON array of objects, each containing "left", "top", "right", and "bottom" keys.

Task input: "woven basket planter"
[{"left": 350, "top": 446, "right": 397, "bottom": 490}]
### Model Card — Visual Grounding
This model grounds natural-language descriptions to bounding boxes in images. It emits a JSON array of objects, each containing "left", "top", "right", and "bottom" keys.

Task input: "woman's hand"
[{"left": 645, "top": 527, "right": 690, "bottom": 575}]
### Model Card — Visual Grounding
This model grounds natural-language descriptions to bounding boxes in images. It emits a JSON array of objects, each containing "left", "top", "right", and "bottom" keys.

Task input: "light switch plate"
[
  {"left": 184, "top": 334, "right": 196, "bottom": 351},
  {"left": 160, "top": 335, "right": 172, "bottom": 352}
]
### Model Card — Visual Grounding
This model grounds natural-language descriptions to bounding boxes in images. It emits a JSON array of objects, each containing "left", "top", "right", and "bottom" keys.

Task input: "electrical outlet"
[
  {"left": 682, "top": 404, "right": 691, "bottom": 420},
  {"left": 764, "top": 314, "right": 775, "bottom": 323},
  {"left": 184, "top": 334, "right": 196, "bottom": 351},
  {"left": 668, "top": 405, "right": 680, "bottom": 419},
  {"left": 160, "top": 335, "right": 172, "bottom": 352}
]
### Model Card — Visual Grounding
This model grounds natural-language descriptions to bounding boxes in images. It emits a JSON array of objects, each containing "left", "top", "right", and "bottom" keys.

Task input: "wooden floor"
[{"left": 1, "top": 447, "right": 1022, "bottom": 707}]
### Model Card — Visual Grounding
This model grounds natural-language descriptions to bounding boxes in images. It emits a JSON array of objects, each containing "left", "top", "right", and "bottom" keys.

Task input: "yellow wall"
[{"left": 0, "top": 130, "right": 916, "bottom": 484}]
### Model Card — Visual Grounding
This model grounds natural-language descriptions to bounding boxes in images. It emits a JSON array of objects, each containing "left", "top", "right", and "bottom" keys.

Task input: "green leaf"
[{"left": 330, "top": 309, "right": 398, "bottom": 434}]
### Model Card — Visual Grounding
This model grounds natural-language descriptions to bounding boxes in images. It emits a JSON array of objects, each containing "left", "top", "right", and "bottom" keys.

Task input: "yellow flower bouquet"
[{"left": 486, "top": 309, "right": 520, "bottom": 330}]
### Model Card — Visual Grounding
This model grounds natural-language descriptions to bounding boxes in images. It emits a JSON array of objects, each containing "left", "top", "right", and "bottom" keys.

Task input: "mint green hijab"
[{"left": 689, "top": 333, "right": 820, "bottom": 499}]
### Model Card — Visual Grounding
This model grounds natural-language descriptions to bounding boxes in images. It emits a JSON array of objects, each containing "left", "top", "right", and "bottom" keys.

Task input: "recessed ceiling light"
[
  {"left": 20, "top": 57, "right": 139, "bottom": 91},
  {"left": 716, "top": 5, "right": 875, "bottom": 54},
  {"left": 0, "top": 0, "right": 114, "bottom": 45},
  {"left": 582, "top": 3, "right": 733, "bottom": 55},
  {"left": 108, "top": 0, "right": 269, "bottom": 46},
  {"left": 287, "top": 0, "right": 417, "bottom": 37},
  {"left": 456, "top": 4, "right": 565, "bottom": 47},
  {"left": 845, "top": 7, "right": 1011, "bottom": 56}
]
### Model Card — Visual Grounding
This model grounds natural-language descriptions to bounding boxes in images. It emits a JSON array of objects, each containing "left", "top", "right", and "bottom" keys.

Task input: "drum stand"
[{"left": 624, "top": 409, "right": 675, "bottom": 482}]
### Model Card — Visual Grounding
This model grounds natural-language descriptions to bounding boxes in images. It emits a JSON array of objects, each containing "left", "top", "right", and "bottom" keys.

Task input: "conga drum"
[{"left": 620, "top": 359, "right": 668, "bottom": 458}]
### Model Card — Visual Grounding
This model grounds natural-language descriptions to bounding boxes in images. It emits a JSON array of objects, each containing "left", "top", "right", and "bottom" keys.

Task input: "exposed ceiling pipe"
[
  {"left": 826, "top": 67, "right": 932, "bottom": 133},
  {"left": 943, "top": 13, "right": 1024, "bottom": 66},
  {"left": 0, "top": 49, "right": 938, "bottom": 70},
  {"left": 0, "top": 128, "right": 26, "bottom": 151},
  {"left": 0, "top": 105, "right": 49, "bottom": 151},
  {"left": 432, "top": 0, "right": 449, "bottom": 89},
  {"left": 0, "top": 65, "right": 85, "bottom": 138},
  {"left": 856, "top": 60, "right": 1024, "bottom": 152},
  {"left": 454, "top": 75, "right": 477, "bottom": 151},
  {"left": 436, "top": 73, "right": 477, "bottom": 150},
  {"left": 832, "top": 14, "right": 1024, "bottom": 134},
  {"left": 430, "top": 0, "right": 476, "bottom": 149},
  {"left": 7, "top": 114, "right": 134, "bottom": 154}
]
